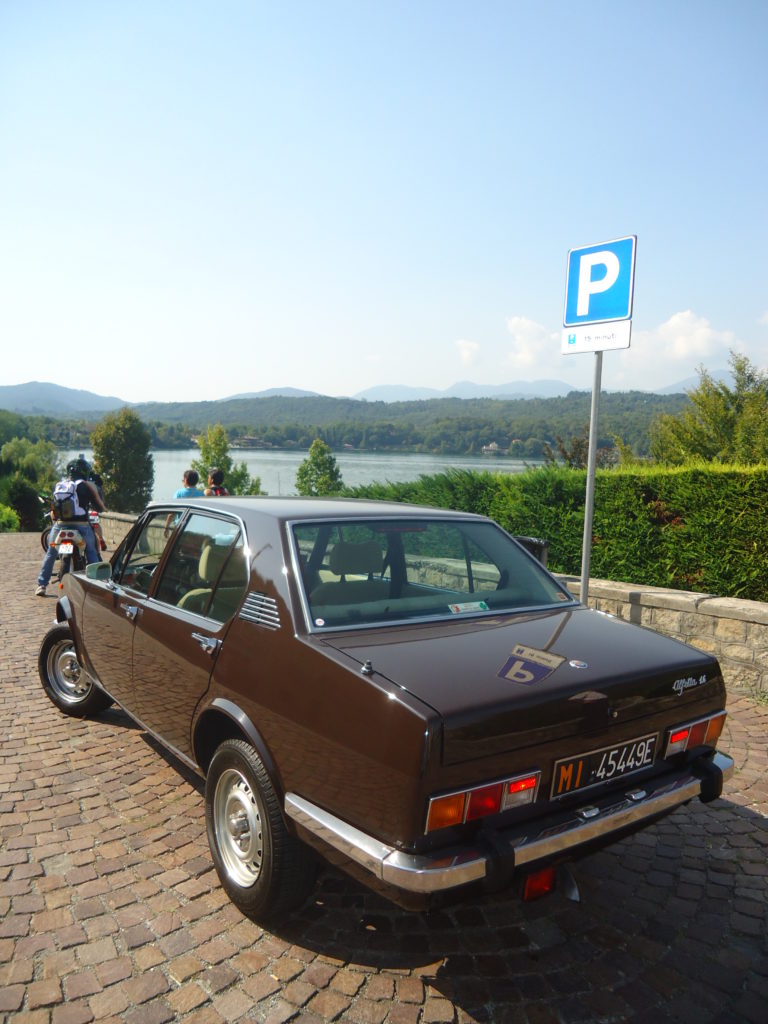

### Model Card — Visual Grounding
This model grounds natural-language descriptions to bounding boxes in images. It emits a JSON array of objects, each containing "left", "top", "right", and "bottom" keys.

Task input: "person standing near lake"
[
  {"left": 175, "top": 469, "right": 205, "bottom": 498},
  {"left": 164, "top": 469, "right": 205, "bottom": 538},
  {"left": 204, "top": 468, "right": 229, "bottom": 496}
]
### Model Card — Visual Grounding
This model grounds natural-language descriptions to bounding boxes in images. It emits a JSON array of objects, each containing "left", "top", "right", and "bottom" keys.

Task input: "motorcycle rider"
[{"left": 35, "top": 456, "right": 105, "bottom": 596}]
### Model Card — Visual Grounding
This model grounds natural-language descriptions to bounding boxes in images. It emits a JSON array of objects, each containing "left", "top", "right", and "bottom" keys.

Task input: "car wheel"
[
  {"left": 38, "top": 624, "right": 113, "bottom": 717},
  {"left": 205, "top": 739, "right": 316, "bottom": 923}
]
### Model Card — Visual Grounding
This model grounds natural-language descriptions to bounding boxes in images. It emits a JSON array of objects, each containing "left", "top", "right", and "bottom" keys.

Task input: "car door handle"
[
  {"left": 191, "top": 632, "right": 220, "bottom": 656},
  {"left": 123, "top": 605, "right": 138, "bottom": 622}
]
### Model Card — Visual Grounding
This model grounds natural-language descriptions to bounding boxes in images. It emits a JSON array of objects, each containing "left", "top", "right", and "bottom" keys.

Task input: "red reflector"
[
  {"left": 523, "top": 866, "right": 557, "bottom": 901},
  {"left": 466, "top": 783, "right": 502, "bottom": 821},
  {"left": 669, "top": 727, "right": 690, "bottom": 746}
]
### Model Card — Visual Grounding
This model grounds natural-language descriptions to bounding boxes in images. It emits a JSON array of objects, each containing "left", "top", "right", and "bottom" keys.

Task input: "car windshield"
[{"left": 292, "top": 518, "right": 574, "bottom": 630}]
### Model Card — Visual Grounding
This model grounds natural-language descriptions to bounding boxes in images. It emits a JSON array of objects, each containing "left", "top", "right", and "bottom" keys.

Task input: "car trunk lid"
[{"left": 319, "top": 607, "right": 724, "bottom": 765}]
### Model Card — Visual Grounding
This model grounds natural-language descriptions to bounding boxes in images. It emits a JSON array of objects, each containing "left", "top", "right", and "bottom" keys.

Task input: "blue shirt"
[{"left": 174, "top": 486, "right": 204, "bottom": 498}]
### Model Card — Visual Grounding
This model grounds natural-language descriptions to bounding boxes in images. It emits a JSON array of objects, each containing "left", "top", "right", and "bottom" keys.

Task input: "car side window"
[
  {"left": 153, "top": 514, "right": 246, "bottom": 621},
  {"left": 207, "top": 536, "right": 249, "bottom": 623},
  {"left": 115, "top": 512, "right": 176, "bottom": 595}
]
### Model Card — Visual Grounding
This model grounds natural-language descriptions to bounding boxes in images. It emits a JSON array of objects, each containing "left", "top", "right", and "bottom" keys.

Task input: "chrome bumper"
[{"left": 284, "top": 751, "right": 734, "bottom": 895}]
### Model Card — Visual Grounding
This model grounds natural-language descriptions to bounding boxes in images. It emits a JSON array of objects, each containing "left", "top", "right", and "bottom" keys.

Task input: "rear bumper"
[{"left": 285, "top": 751, "right": 734, "bottom": 895}]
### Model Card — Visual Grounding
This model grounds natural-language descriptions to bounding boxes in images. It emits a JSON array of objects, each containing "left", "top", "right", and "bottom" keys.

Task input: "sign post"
[{"left": 562, "top": 236, "right": 637, "bottom": 604}]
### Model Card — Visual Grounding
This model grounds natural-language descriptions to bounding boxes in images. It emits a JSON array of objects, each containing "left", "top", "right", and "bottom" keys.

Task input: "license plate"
[
  {"left": 551, "top": 733, "right": 657, "bottom": 799},
  {"left": 58, "top": 543, "right": 74, "bottom": 555}
]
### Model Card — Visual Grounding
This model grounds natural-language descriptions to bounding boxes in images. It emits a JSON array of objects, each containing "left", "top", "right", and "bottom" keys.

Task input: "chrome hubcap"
[
  {"left": 214, "top": 768, "right": 263, "bottom": 887},
  {"left": 47, "top": 640, "right": 92, "bottom": 704}
]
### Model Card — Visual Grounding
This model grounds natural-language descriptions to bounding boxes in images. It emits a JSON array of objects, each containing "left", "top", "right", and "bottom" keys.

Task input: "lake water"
[{"left": 66, "top": 449, "right": 536, "bottom": 500}]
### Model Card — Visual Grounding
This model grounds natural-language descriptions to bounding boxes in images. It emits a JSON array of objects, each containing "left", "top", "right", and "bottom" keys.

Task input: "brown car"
[{"left": 38, "top": 497, "right": 734, "bottom": 922}]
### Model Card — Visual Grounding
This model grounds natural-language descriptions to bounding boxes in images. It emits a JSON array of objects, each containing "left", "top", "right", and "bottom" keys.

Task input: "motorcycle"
[
  {"left": 45, "top": 510, "right": 103, "bottom": 584},
  {"left": 51, "top": 523, "right": 88, "bottom": 583}
]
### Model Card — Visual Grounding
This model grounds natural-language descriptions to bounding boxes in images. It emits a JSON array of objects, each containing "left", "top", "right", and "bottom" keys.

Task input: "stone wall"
[
  {"left": 98, "top": 511, "right": 768, "bottom": 698},
  {"left": 100, "top": 511, "right": 136, "bottom": 550},
  {"left": 558, "top": 576, "right": 768, "bottom": 698}
]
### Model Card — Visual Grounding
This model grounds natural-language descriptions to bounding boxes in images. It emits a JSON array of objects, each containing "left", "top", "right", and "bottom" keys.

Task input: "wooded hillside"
[{"left": 1, "top": 391, "right": 690, "bottom": 457}]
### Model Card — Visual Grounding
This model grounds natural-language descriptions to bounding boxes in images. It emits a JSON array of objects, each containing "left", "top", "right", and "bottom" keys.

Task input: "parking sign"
[
  {"left": 560, "top": 234, "right": 637, "bottom": 601},
  {"left": 562, "top": 235, "right": 636, "bottom": 354},
  {"left": 564, "top": 236, "right": 636, "bottom": 326}
]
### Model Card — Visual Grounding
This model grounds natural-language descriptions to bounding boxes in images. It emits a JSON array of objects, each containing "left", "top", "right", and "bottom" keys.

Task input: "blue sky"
[{"left": 2, "top": 1, "right": 766, "bottom": 403}]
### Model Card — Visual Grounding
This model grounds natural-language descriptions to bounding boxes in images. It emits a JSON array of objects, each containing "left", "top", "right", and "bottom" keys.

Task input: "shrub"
[
  {"left": 0, "top": 474, "right": 44, "bottom": 531},
  {"left": 0, "top": 502, "right": 20, "bottom": 532}
]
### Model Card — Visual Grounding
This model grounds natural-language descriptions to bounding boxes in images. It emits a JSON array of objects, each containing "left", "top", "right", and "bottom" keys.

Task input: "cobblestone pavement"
[{"left": 1, "top": 532, "right": 766, "bottom": 1024}]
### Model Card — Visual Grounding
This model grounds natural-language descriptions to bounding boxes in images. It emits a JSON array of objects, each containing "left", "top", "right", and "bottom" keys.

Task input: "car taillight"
[
  {"left": 466, "top": 783, "right": 503, "bottom": 822},
  {"left": 425, "top": 793, "right": 466, "bottom": 832},
  {"left": 503, "top": 774, "right": 539, "bottom": 809},
  {"left": 664, "top": 711, "right": 726, "bottom": 757},
  {"left": 425, "top": 771, "right": 540, "bottom": 833}
]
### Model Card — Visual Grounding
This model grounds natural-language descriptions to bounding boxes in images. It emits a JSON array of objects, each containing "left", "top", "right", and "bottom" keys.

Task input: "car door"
[
  {"left": 82, "top": 509, "right": 178, "bottom": 708},
  {"left": 130, "top": 513, "right": 248, "bottom": 762}
]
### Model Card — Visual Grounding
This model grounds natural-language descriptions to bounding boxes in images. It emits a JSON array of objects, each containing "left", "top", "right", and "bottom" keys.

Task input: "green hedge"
[{"left": 348, "top": 465, "right": 768, "bottom": 602}]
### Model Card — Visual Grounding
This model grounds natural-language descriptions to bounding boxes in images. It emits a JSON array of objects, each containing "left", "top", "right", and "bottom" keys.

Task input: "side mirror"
[{"left": 86, "top": 561, "right": 112, "bottom": 581}]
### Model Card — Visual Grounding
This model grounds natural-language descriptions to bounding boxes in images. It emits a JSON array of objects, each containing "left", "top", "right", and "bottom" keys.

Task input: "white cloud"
[
  {"left": 455, "top": 338, "right": 480, "bottom": 366},
  {"left": 759, "top": 311, "right": 768, "bottom": 327},
  {"left": 641, "top": 310, "right": 736, "bottom": 360},
  {"left": 503, "top": 309, "right": 752, "bottom": 391},
  {"left": 604, "top": 310, "right": 740, "bottom": 390},
  {"left": 505, "top": 316, "right": 559, "bottom": 370}
]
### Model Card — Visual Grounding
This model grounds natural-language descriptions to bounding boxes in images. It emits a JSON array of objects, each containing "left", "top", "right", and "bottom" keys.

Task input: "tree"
[
  {"left": 0, "top": 476, "right": 43, "bottom": 530},
  {"left": 542, "top": 424, "right": 617, "bottom": 469},
  {"left": 0, "top": 438, "right": 61, "bottom": 491},
  {"left": 192, "top": 423, "right": 264, "bottom": 495},
  {"left": 650, "top": 352, "right": 768, "bottom": 464},
  {"left": 295, "top": 439, "right": 344, "bottom": 496},
  {"left": 91, "top": 408, "right": 154, "bottom": 513},
  {"left": 0, "top": 437, "right": 61, "bottom": 528}
]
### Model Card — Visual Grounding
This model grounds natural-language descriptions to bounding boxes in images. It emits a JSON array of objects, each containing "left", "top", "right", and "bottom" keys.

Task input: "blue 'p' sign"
[{"left": 564, "top": 236, "right": 636, "bottom": 327}]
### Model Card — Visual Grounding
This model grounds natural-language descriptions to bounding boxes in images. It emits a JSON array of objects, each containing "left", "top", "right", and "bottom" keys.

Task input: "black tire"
[
  {"left": 38, "top": 624, "right": 113, "bottom": 718},
  {"left": 40, "top": 526, "right": 50, "bottom": 552},
  {"left": 205, "top": 739, "right": 316, "bottom": 923}
]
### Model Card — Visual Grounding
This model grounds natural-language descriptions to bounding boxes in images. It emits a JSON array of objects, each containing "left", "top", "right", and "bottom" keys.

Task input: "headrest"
[{"left": 329, "top": 540, "right": 382, "bottom": 577}]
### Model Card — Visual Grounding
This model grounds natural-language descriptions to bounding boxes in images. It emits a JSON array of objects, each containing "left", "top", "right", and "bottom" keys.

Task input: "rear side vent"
[{"left": 240, "top": 592, "right": 281, "bottom": 630}]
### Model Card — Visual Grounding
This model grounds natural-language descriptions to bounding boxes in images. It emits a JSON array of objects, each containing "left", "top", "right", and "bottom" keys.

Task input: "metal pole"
[{"left": 580, "top": 351, "right": 603, "bottom": 604}]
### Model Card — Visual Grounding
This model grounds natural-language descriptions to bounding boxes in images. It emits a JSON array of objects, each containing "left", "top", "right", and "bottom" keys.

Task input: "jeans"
[{"left": 37, "top": 521, "right": 101, "bottom": 587}]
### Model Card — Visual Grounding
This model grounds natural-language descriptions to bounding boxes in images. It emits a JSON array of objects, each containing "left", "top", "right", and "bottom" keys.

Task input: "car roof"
[{"left": 148, "top": 495, "right": 486, "bottom": 525}]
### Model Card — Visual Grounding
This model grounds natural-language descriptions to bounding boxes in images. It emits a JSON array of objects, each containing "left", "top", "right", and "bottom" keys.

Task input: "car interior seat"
[{"left": 309, "top": 539, "right": 389, "bottom": 605}]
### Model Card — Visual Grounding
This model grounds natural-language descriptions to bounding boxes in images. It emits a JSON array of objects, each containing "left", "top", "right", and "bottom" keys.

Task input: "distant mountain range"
[
  {"left": 222, "top": 387, "right": 321, "bottom": 401},
  {"left": 351, "top": 379, "right": 582, "bottom": 401},
  {"left": 0, "top": 373, "right": 725, "bottom": 418},
  {"left": 0, "top": 381, "right": 126, "bottom": 416}
]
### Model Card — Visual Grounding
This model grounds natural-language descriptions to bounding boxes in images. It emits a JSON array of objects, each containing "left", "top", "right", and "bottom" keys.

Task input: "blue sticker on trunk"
[{"left": 498, "top": 644, "right": 565, "bottom": 686}]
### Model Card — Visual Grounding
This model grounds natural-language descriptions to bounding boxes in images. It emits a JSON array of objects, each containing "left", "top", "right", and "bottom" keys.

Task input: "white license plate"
[{"left": 58, "top": 542, "right": 74, "bottom": 556}]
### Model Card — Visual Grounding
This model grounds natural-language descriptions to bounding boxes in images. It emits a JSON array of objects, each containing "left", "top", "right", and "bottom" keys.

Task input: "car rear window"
[{"left": 292, "top": 518, "right": 573, "bottom": 630}]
